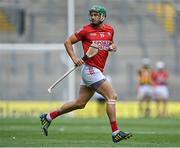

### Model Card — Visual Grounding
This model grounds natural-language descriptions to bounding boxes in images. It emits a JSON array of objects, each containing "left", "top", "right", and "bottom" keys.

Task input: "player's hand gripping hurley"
[{"left": 48, "top": 44, "right": 99, "bottom": 93}]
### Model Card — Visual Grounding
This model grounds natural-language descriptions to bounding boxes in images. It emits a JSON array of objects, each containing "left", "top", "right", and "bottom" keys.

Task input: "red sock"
[
  {"left": 111, "top": 121, "right": 119, "bottom": 132},
  {"left": 49, "top": 110, "right": 61, "bottom": 120}
]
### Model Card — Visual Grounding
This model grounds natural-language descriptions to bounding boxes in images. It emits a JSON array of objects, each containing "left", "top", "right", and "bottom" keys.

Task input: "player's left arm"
[{"left": 108, "top": 28, "right": 118, "bottom": 52}]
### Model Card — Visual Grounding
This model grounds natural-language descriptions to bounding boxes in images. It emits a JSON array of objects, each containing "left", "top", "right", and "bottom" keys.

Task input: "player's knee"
[
  {"left": 110, "top": 92, "right": 118, "bottom": 100},
  {"left": 107, "top": 93, "right": 118, "bottom": 104}
]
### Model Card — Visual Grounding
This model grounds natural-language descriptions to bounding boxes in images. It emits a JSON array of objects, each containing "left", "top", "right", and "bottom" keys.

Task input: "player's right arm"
[{"left": 64, "top": 34, "right": 85, "bottom": 66}]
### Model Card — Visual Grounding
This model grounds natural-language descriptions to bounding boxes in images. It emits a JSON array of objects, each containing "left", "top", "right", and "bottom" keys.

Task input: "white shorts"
[
  {"left": 80, "top": 64, "right": 106, "bottom": 90},
  {"left": 137, "top": 85, "right": 153, "bottom": 100},
  {"left": 154, "top": 85, "right": 169, "bottom": 100}
]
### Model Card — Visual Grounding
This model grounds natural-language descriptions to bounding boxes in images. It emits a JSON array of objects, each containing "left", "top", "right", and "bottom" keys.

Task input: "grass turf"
[{"left": 0, "top": 117, "right": 180, "bottom": 147}]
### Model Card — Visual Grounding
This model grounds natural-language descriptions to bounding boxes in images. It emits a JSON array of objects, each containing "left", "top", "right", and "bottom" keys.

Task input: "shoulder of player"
[
  {"left": 75, "top": 24, "right": 91, "bottom": 35},
  {"left": 82, "top": 23, "right": 92, "bottom": 29},
  {"left": 103, "top": 24, "right": 114, "bottom": 31},
  {"left": 76, "top": 24, "right": 93, "bottom": 34},
  {"left": 103, "top": 23, "right": 113, "bottom": 29}
]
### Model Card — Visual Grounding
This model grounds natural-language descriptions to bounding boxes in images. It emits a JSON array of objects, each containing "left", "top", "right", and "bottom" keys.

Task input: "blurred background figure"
[
  {"left": 152, "top": 61, "right": 169, "bottom": 117},
  {"left": 137, "top": 58, "right": 153, "bottom": 118},
  {"left": 93, "top": 75, "right": 112, "bottom": 117}
]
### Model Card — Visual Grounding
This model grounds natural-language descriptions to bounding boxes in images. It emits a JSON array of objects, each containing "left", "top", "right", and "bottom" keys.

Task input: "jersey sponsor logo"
[{"left": 92, "top": 40, "right": 111, "bottom": 51}]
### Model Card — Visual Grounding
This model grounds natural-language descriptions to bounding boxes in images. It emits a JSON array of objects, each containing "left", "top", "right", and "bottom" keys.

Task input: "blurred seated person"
[
  {"left": 152, "top": 61, "right": 169, "bottom": 117},
  {"left": 137, "top": 58, "right": 154, "bottom": 117}
]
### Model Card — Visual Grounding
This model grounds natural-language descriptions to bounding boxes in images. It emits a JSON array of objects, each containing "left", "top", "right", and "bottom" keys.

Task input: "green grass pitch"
[{"left": 0, "top": 117, "right": 180, "bottom": 147}]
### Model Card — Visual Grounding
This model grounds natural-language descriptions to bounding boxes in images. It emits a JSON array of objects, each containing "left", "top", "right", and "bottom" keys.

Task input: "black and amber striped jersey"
[{"left": 138, "top": 67, "right": 153, "bottom": 85}]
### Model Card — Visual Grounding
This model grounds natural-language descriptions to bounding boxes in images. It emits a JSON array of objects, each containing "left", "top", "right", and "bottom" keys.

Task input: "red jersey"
[
  {"left": 152, "top": 70, "right": 168, "bottom": 86},
  {"left": 75, "top": 23, "right": 114, "bottom": 72}
]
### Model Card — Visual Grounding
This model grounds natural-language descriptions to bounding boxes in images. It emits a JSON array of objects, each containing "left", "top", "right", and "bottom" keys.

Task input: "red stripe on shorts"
[{"left": 88, "top": 66, "right": 95, "bottom": 75}]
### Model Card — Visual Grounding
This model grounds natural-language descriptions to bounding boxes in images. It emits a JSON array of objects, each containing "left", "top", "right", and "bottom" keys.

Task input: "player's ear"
[{"left": 100, "top": 15, "right": 105, "bottom": 22}]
